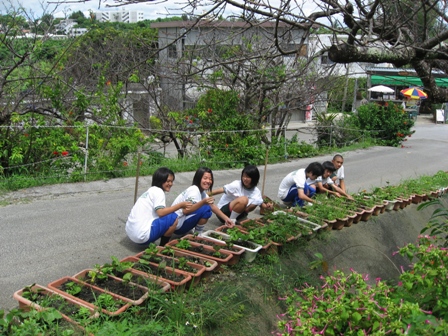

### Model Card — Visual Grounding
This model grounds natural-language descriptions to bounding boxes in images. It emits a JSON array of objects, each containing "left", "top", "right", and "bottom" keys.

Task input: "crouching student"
[
  {"left": 331, "top": 154, "right": 346, "bottom": 193},
  {"left": 277, "top": 162, "right": 324, "bottom": 207},
  {"left": 171, "top": 167, "right": 234, "bottom": 238},
  {"left": 125, "top": 167, "right": 192, "bottom": 247},
  {"left": 315, "top": 161, "right": 353, "bottom": 200},
  {"left": 210, "top": 165, "right": 270, "bottom": 224}
]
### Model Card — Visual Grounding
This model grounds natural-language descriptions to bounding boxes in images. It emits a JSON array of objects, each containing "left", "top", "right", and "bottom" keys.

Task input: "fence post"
[{"left": 83, "top": 126, "right": 89, "bottom": 182}]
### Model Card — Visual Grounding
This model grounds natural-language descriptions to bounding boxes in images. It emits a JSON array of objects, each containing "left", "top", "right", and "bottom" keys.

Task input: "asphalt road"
[{"left": 1, "top": 115, "right": 447, "bottom": 311}]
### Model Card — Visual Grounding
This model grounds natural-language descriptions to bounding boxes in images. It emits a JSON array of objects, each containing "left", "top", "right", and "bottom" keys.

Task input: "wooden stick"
[
  {"left": 261, "top": 147, "right": 269, "bottom": 197},
  {"left": 134, "top": 152, "right": 141, "bottom": 204}
]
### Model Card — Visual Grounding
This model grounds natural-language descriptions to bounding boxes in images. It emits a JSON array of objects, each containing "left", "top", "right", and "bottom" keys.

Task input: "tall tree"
[{"left": 65, "top": 0, "right": 448, "bottom": 106}]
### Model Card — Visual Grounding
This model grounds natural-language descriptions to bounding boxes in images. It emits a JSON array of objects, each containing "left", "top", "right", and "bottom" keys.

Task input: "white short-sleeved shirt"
[
  {"left": 172, "top": 185, "right": 206, "bottom": 229},
  {"left": 125, "top": 186, "right": 166, "bottom": 244},
  {"left": 332, "top": 165, "right": 345, "bottom": 185},
  {"left": 315, "top": 175, "right": 334, "bottom": 186},
  {"left": 217, "top": 180, "right": 264, "bottom": 209},
  {"left": 278, "top": 169, "right": 307, "bottom": 199}
]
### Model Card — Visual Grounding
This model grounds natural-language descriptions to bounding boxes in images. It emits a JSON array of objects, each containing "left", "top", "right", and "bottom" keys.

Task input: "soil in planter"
[
  {"left": 59, "top": 281, "right": 125, "bottom": 313},
  {"left": 132, "top": 262, "right": 187, "bottom": 282},
  {"left": 86, "top": 276, "right": 146, "bottom": 300},
  {"left": 25, "top": 291, "right": 92, "bottom": 323},
  {"left": 207, "top": 232, "right": 257, "bottom": 249},
  {"left": 183, "top": 244, "right": 228, "bottom": 259},
  {"left": 160, "top": 251, "right": 215, "bottom": 268},
  {"left": 190, "top": 237, "right": 240, "bottom": 253},
  {"left": 114, "top": 270, "right": 163, "bottom": 291},
  {"left": 139, "top": 254, "right": 199, "bottom": 274}
]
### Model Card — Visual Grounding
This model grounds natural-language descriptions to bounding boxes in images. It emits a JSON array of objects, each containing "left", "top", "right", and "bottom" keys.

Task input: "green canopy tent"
[{"left": 371, "top": 75, "right": 448, "bottom": 87}]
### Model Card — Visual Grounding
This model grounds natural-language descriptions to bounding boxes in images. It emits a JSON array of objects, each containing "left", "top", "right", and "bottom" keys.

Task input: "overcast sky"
[
  {"left": 5, "top": 0, "right": 197, "bottom": 20},
  {"left": 5, "top": 0, "right": 321, "bottom": 23}
]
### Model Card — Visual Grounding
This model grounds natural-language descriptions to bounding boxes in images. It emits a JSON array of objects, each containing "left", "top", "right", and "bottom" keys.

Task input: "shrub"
[{"left": 351, "top": 102, "right": 414, "bottom": 146}]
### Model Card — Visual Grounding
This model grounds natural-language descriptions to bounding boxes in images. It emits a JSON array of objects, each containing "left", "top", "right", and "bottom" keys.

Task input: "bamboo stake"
[
  {"left": 134, "top": 152, "right": 141, "bottom": 204},
  {"left": 261, "top": 147, "right": 269, "bottom": 197}
]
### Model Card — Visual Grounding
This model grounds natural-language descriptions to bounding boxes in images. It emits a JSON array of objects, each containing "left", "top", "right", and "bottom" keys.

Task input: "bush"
[{"left": 351, "top": 102, "right": 414, "bottom": 146}]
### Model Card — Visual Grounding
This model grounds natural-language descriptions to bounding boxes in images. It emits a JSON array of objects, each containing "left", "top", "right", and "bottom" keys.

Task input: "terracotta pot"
[
  {"left": 361, "top": 208, "right": 374, "bottom": 221},
  {"left": 13, "top": 284, "right": 98, "bottom": 334},
  {"left": 156, "top": 246, "right": 218, "bottom": 280},
  {"left": 182, "top": 234, "right": 245, "bottom": 266},
  {"left": 47, "top": 277, "right": 131, "bottom": 316},
  {"left": 372, "top": 204, "right": 384, "bottom": 216},
  {"left": 132, "top": 253, "right": 206, "bottom": 286},
  {"left": 333, "top": 217, "right": 347, "bottom": 230},
  {"left": 345, "top": 213, "right": 357, "bottom": 227},
  {"left": 166, "top": 238, "right": 235, "bottom": 268},
  {"left": 323, "top": 219, "right": 336, "bottom": 230},
  {"left": 380, "top": 200, "right": 388, "bottom": 213},
  {"left": 73, "top": 269, "right": 149, "bottom": 305},
  {"left": 121, "top": 256, "right": 192, "bottom": 291},
  {"left": 393, "top": 199, "right": 403, "bottom": 211}
]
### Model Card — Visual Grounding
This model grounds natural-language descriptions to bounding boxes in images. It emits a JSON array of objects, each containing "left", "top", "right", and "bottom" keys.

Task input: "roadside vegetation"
[{"left": 2, "top": 193, "right": 448, "bottom": 335}]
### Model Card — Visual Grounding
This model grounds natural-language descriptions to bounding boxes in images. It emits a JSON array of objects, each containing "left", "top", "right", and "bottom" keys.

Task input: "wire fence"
[{"left": 0, "top": 123, "right": 383, "bottom": 185}]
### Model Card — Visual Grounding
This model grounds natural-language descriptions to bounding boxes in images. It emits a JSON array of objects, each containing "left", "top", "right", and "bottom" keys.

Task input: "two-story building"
[{"left": 150, "top": 20, "right": 309, "bottom": 121}]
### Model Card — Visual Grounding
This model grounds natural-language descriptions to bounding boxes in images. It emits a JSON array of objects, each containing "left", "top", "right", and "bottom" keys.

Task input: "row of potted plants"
[
  {"left": 262, "top": 171, "right": 448, "bottom": 230},
  {"left": 12, "top": 171, "right": 448, "bottom": 328}
]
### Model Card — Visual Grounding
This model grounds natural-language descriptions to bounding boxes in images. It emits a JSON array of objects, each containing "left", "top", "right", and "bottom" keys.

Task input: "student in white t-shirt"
[
  {"left": 315, "top": 161, "right": 353, "bottom": 200},
  {"left": 125, "top": 167, "right": 192, "bottom": 247},
  {"left": 277, "top": 162, "right": 324, "bottom": 207},
  {"left": 331, "top": 154, "right": 346, "bottom": 193},
  {"left": 172, "top": 167, "right": 234, "bottom": 237},
  {"left": 210, "top": 165, "right": 271, "bottom": 224}
]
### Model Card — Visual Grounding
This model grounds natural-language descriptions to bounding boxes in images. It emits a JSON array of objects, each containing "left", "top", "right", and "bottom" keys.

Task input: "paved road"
[{"left": 1, "top": 115, "right": 447, "bottom": 311}]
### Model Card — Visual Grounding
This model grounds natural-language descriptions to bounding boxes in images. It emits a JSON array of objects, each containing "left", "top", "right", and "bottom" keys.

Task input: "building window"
[{"left": 168, "top": 44, "right": 177, "bottom": 58}]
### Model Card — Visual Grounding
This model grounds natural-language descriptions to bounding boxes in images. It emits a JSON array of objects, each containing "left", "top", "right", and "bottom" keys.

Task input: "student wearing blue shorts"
[
  {"left": 125, "top": 167, "right": 192, "bottom": 246},
  {"left": 277, "top": 162, "right": 324, "bottom": 207},
  {"left": 172, "top": 167, "right": 234, "bottom": 237}
]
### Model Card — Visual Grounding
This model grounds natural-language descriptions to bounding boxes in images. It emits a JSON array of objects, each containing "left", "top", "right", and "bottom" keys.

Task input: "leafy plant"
[
  {"left": 64, "top": 281, "right": 82, "bottom": 296},
  {"left": 175, "top": 239, "right": 192, "bottom": 250}
]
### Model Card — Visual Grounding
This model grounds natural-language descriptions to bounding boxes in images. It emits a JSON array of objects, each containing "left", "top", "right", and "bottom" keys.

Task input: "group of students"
[
  {"left": 125, "top": 154, "right": 348, "bottom": 247},
  {"left": 277, "top": 154, "right": 351, "bottom": 207}
]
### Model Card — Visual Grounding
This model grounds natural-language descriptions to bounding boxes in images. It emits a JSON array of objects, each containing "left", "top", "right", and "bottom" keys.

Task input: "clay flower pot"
[
  {"left": 182, "top": 234, "right": 245, "bottom": 266},
  {"left": 156, "top": 246, "right": 219, "bottom": 280},
  {"left": 73, "top": 269, "right": 150, "bottom": 305},
  {"left": 13, "top": 284, "right": 98, "bottom": 333},
  {"left": 360, "top": 208, "right": 374, "bottom": 221},
  {"left": 133, "top": 252, "right": 207, "bottom": 286},
  {"left": 47, "top": 277, "right": 131, "bottom": 316},
  {"left": 121, "top": 256, "right": 192, "bottom": 291}
]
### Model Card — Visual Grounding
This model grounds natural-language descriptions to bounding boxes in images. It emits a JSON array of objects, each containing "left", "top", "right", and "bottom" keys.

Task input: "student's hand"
[
  {"left": 224, "top": 217, "right": 235, "bottom": 227},
  {"left": 263, "top": 202, "right": 274, "bottom": 210},
  {"left": 334, "top": 192, "right": 342, "bottom": 198},
  {"left": 182, "top": 201, "right": 193, "bottom": 210},
  {"left": 347, "top": 195, "right": 354, "bottom": 201},
  {"left": 203, "top": 196, "right": 215, "bottom": 205}
]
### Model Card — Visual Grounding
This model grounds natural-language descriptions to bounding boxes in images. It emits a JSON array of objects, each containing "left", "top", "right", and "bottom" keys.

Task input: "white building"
[{"left": 96, "top": 9, "right": 144, "bottom": 23}]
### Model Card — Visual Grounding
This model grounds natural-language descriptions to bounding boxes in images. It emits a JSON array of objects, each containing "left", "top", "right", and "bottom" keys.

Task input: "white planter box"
[
  {"left": 202, "top": 230, "right": 262, "bottom": 263},
  {"left": 272, "top": 210, "right": 322, "bottom": 232}
]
